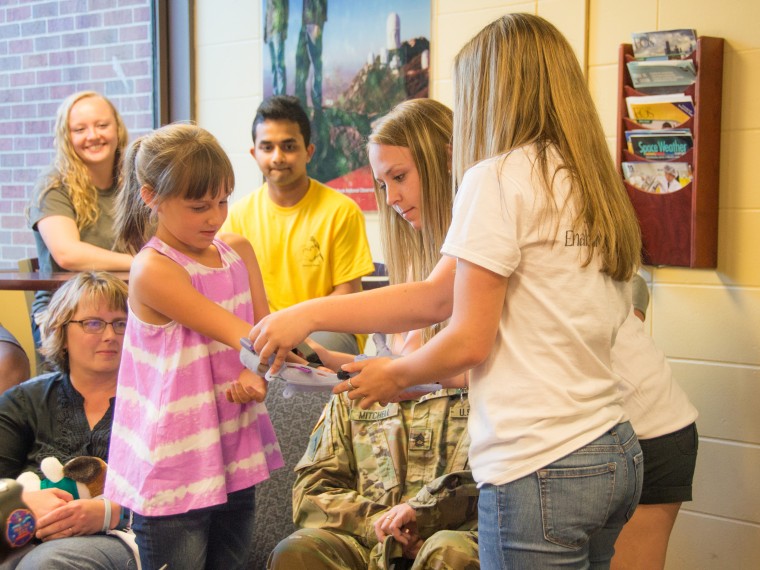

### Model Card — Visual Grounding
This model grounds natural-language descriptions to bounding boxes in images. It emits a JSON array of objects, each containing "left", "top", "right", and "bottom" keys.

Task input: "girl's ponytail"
[{"left": 114, "top": 137, "right": 155, "bottom": 255}]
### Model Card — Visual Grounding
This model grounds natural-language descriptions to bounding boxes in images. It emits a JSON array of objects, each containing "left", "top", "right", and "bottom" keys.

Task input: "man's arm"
[
  {"left": 407, "top": 470, "right": 479, "bottom": 537},
  {"left": 329, "top": 277, "right": 362, "bottom": 296},
  {"left": 374, "top": 469, "right": 479, "bottom": 553},
  {"left": 292, "top": 395, "right": 395, "bottom": 548}
]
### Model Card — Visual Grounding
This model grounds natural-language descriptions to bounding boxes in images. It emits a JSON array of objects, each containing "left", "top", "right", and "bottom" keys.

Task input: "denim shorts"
[{"left": 639, "top": 422, "right": 698, "bottom": 504}]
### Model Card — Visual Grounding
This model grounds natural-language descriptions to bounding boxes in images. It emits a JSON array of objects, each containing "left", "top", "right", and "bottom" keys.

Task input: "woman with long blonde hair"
[
  {"left": 370, "top": 98, "right": 453, "bottom": 344},
  {"left": 27, "top": 91, "right": 133, "bottom": 347}
]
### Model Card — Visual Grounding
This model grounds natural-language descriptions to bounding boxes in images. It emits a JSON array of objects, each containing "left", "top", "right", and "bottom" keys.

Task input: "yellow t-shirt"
[{"left": 221, "top": 179, "right": 375, "bottom": 348}]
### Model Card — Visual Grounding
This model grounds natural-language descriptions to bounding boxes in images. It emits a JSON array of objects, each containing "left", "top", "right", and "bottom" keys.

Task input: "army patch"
[
  {"left": 449, "top": 402, "right": 470, "bottom": 419},
  {"left": 350, "top": 403, "right": 399, "bottom": 422},
  {"left": 409, "top": 428, "right": 433, "bottom": 450},
  {"left": 304, "top": 422, "right": 325, "bottom": 462}
]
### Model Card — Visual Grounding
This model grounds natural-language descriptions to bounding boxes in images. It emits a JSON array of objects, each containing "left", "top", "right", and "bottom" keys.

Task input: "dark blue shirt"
[{"left": 0, "top": 372, "right": 114, "bottom": 479}]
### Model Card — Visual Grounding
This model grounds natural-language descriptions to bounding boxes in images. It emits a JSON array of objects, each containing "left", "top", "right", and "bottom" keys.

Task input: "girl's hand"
[
  {"left": 226, "top": 368, "right": 267, "bottom": 403},
  {"left": 249, "top": 309, "right": 313, "bottom": 375},
  {"left": 333, "top": 357, "right": 406, "bottom": 409},
  {"left": 302, "top": 337, "right": 353, "bottom": 372},
  {"left": 35, "top": 498, "right": 105, "bottom": 541}
]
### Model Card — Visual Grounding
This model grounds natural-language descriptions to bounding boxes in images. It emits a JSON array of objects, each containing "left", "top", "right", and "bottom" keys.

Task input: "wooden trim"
[{"left": 153, "top": 0, "right": 195, "bottom": 125}]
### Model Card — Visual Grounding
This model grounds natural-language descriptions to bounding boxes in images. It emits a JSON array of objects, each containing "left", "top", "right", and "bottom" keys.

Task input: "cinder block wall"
[{"left": 0, "top": 0, "right": 154, "bottom": 267}]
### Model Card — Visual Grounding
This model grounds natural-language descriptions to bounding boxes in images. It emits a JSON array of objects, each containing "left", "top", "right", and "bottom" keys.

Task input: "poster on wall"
[{"left": 263, "top": 0, "right": 431, "bottom": 210}]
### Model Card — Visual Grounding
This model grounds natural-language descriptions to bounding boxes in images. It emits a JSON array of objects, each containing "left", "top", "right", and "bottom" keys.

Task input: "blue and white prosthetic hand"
[{"left": 239, "top": 334, "right": 441, "bottom": 399}]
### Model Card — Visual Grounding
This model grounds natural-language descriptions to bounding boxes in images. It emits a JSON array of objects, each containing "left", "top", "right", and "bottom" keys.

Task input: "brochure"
[
  {"left": 632, "top": 29, "right": 698, "bottom": 60},
  {"left": 622, "top": 161, "right": 692, "bottom": 193}
]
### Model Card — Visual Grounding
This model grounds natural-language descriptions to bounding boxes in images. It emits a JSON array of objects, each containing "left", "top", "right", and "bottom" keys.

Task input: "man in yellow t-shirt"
[{"left": 221, "top": 95, "right": 374, "bottom": 354}]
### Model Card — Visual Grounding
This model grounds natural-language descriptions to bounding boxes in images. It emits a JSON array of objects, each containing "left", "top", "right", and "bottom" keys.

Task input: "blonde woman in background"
[{"left": 27, "top": 91, "right": 133, "bottom": 348}]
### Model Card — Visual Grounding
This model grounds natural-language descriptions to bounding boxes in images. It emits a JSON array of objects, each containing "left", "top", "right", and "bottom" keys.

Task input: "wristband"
[
  {"left": 101, "top": 497, "right": 111, "bottom": 532},
  {"left": 117, "top": 506, "right": 131, "bottom": 530}
]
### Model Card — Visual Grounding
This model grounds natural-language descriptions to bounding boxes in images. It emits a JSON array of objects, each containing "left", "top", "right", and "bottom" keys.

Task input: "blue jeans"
[
  {"left": 478, "top": 421, "right": 643, "bottom": 569},
  {"left": 132, "top": 486, "right": 256, "bottom": 570},
  {"left": 1, "top": 535, "right": 136, "bottom": 570}
]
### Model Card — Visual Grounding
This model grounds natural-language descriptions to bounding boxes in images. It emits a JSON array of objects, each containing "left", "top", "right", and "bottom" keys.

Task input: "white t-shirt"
[
  {"left": 613, "top": 309, "right": 698, "bottom": 439},
  {"left": 441, "top": 144, "right": 631, "bottom": 486}
]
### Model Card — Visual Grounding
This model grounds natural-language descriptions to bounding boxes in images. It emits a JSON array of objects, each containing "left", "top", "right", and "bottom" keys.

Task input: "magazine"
[
  {"left": 625, "top": 129, "right": 693, "bottom": 160},
  {"left": 632, "top": 29, "right": 698, "bottom": 60},
  {"left": 622, "top": 161, "right": 692, "bottom": 193},
  {"left": 626, "top": 59, "right": 696, "bottom": 94},
  {"left": 626, "top": 94, "right": 694, "bottom": 129}
]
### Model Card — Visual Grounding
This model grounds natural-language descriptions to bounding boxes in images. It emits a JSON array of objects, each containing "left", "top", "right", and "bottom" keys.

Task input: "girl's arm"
[
  {"left": 336, "top": 259, "right": 507, "bottom": 408},
  {"left": 301, "top": 337, "right": 354, "bottom": 372},
  {"left": 218, "top": 232, "right": 270, "bottom": 325},
  {"left": 128, "top": 247, "right": 253, "bottom": 350},
  {"left": 251, "top": 255, "right": 458, "bottom": 372},
  {"left": 37, "top": 216, "right": 133, "bottom": 271}
]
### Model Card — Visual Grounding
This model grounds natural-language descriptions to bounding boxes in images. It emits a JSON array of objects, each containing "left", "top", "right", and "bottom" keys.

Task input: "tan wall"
[{"left": 195, "top": 1, "right": 760, "bottom": 566}]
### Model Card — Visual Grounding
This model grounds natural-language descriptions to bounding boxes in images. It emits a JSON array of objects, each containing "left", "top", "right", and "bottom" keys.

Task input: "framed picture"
[{"left": 263, "top": 0, "right": 431, "bottom": 210}]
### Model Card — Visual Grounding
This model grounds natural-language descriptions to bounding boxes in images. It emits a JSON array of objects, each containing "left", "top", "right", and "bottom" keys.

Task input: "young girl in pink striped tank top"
[{"left": 104, "top": 123, "right": 284, "bottom": 570}]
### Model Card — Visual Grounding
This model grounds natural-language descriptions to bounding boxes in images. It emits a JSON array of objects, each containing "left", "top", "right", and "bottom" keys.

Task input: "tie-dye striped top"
[{"left": 105, "top": 237, "right": 283, "bottom": 516}]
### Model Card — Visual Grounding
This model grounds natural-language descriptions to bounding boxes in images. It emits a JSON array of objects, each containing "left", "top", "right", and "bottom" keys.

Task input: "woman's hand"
[
  {"left": 35, "top": 498, "right": 107, "bottom": 541},
  {"left": 226, "top": 368, "right": 268, "bottom": 403},
  {"left": 374, "top": 503, "right": 423, "bottom": 558},
  {"left": 249, "top": 308, "right": 314, "bottom": 375},
  {"left": 22, "top": 488, "right": 72, "bottom": 520},
  {"left": 333, "top": 357, "right": 407, "bottom": 409}
]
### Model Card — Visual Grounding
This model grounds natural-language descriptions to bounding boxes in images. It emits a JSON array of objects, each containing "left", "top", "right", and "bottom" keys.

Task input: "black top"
[{"left": 0, "top": 372, "right": 114, "bottom": 478}]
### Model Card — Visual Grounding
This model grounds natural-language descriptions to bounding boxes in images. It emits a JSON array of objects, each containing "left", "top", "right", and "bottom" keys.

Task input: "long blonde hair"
[
  {"left": 115, "top": 123, "right": 235, "bottom": 254},
  {"left": 452, "top": 14, "right": 641, "bottom": 280},
  {"left": 369, "top": 99, "right": 453, "bottom": 342},
  {"left": 32, "top": 91, "right": 128, "bottom": 231}
]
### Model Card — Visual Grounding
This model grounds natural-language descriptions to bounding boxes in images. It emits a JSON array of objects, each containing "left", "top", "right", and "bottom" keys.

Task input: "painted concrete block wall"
[
  {"left": 195, "top": 1, "right": 760, "bottom": 566},
  {"left": 588, "top": 0, "right": 760, "bottom": 566}
]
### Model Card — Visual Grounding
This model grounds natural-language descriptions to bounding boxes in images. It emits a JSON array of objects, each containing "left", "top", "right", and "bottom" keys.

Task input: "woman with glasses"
[{"left": 0, "top": 271, "right": 136, "bottom": 570}]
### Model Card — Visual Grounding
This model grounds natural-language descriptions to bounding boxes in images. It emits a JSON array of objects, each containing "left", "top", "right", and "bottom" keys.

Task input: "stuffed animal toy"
[
  {"left": 0, "top": 478, "right": 36, "bottom": 562},
  {"left": 16, "top": 456, "right": 108, "bottom": 500}
]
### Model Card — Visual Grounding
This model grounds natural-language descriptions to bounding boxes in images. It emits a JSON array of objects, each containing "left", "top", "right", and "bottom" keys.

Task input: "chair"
[
  {"left": 16, "top": 258, "right": 39, "bottom": 375},
  {"left": 361, "top": 261, "right": 389, "bottom": 290},
  {"left": 249, "top": 265, "right": 389, "bottom": 568},
  {"left": 17, "top": 258, "right": 39, "bottom": 319},
  {"left": 249, "top": 387, "right": 331, "bottom": 569}
]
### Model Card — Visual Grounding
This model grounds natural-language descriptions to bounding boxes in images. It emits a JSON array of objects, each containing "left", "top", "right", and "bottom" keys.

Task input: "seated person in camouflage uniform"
[
  {"left": 268, "top": 383, "right": 476, "bottom": 570},
  {"left": 267, "top": 100, "right": 479, "bottom": 570}
]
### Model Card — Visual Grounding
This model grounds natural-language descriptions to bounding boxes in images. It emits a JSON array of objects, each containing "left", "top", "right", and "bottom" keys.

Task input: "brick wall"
[{"left": 0, "top": 0, "right": 154, "bottom": 268}]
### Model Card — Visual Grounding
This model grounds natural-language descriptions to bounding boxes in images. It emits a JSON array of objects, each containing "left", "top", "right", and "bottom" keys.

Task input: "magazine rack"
[{"left": 616, "top": 36, "right": 724, "bottom": 268}]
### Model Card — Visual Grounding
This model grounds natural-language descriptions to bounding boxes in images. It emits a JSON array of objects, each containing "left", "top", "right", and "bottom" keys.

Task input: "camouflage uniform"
[{"left": 268, "top": 388, "right": 479, "bottom": 570}]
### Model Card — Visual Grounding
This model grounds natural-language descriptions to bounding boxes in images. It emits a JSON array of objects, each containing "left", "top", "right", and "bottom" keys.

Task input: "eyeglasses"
[{"left": 67, "top": 318, "right": 128, "bottom": 335}]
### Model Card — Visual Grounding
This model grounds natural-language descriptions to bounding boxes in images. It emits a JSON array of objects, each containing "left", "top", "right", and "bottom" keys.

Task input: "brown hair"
[{"left": 114, "top": 123, "right": 235, "bottom": 254}]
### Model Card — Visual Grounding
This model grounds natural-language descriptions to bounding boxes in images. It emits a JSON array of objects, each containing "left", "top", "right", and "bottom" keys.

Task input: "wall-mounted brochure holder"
[{"left": 616, "top": 37, "right": 724, "bottom": 267}]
